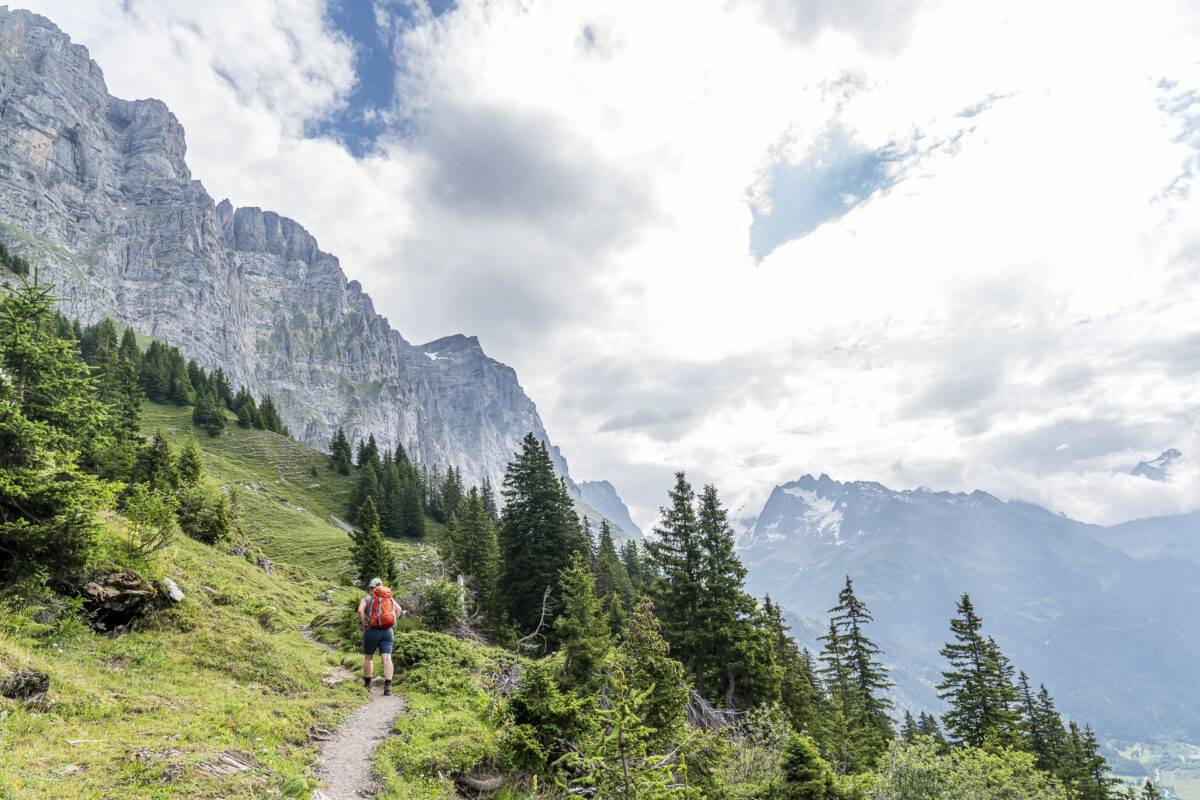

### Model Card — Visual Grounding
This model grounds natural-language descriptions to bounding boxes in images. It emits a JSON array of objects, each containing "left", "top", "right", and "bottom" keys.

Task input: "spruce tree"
[
  {"left": 594, "top": 520, "right": 634, "bottom": 616},
  {"left": 498, "top": 432, "right": 578, "bottom": 638},
  {"left": 764, "top": 596, "right": 821, "bottom": 738},
  {"left": 447, "top": 488, "right": 501, "bottom": 629},
  {"left": 0, "top": 271, "right": 107, "bottom": 582},
  {"left": 696, "top": 483, "right": 777, "bottom": 709},
  {"left": 937, "top": 594, "right": 1021, "bottom": 748},
  {"left": 176, "top": 430, "right": 204, "bottom": 486},
  {"left": 349, "top": 498, "right": 396, "bottom": 588},
  {"left": 135, "top": 429, "right": 177, "bottom": 492},
  {"left": 329, "top": 427, "right": 352, "bottom": 474},
  {"left": 645, "top": 472, "right": 706, "bottom": 693},
  {"left": 827, "top": 576, "right": 894, "bottom": 762},
  {"left": 553, "top": 552, "right": 610, "bottom": 692},
  {"left": 900, "top": 711, "right": 918, "bottom": 743},
  {"left": 617, "top": 597, "right": 688, "bottom": 750}
]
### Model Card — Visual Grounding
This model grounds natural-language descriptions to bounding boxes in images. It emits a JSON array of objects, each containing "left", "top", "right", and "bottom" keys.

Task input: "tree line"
[
  {"left": 390, "top": 431, "right": 1153, "bottom": 799},
  {"left": 0, "top": 272, "right": 293, "bottom": 586}
]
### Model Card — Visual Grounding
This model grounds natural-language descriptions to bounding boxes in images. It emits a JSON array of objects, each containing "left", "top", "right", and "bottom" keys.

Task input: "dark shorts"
[{"left": 362, "top": 626, "right": 394, "bottom": 656}]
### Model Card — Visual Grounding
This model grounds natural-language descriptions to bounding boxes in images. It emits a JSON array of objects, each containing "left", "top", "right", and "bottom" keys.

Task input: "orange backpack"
[{"left": 367, "top": 586, "right": 395, "bottom": 629}]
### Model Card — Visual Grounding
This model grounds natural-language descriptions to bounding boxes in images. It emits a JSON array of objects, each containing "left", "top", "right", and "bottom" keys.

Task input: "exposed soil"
[{"left": 301, "top": 625, "right": 406, "bottom": 800}]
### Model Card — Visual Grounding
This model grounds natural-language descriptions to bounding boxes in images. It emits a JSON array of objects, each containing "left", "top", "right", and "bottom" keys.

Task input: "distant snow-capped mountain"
[
  {"left": 738, "top": 473, "right": 1200, "bottom": 745},
  {"left": 1131, "top": 448, "right": 1182, "bottom": 481}
]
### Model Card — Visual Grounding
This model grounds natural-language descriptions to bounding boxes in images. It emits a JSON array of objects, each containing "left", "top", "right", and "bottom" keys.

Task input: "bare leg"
[
  {"left": 382, "top": 654, "right": 394, "bottom": 681},
  {"left": 363, "top": 654, "right": 374, "bottom": 680}
]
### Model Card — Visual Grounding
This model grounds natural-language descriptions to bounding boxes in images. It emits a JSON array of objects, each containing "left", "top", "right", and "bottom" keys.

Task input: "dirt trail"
[{"left": 300, "top": 626, "right": 406, "bottom": 800}]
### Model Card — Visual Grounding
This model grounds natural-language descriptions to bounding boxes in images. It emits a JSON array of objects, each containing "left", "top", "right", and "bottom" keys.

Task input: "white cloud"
[{"left": 18, "top": 0, "right": 1200, "bottom": 533}]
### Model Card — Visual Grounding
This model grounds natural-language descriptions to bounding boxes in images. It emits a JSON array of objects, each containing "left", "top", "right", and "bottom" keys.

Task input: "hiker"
[{"left": 358, "top": 577, "right": 402, "bottom": 695}]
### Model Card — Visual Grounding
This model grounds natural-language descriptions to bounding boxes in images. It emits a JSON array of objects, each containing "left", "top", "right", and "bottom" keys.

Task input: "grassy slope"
[{"left": 0, "top": 402, "right": 444, "bottom": 800}]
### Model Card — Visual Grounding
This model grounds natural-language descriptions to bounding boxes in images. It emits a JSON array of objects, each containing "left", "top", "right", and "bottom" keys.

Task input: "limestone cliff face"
[{"left": 0, "top": 8, "right": 567, "bottom": 487}]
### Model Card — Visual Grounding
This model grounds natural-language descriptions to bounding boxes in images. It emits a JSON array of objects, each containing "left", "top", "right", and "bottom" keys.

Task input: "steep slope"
[
  {"left": 738, "top": 474, "right": 1200, "bottom": 743},
  {"left": 0, "top": 8, "right": 562, "bottom": 492},
  {"left": 578, "top": 479, "right": 643, "bottom": 539}
]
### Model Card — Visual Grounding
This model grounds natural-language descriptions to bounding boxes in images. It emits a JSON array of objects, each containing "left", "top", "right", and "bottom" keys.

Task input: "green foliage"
[
  {"left": 499, "top": 432, "right": 584, "bottom": 642},
  {"left": 328, "top": 427, "right": 352, "bottom": 474},
  {"left": 421, "top": 579, "right": 463, "bottom": 631},
  {"left": 553, "top": 552, "right": 610, "bottom": 692},
  {"left": 618, "top": 597, "right": 688, "bottom": 750},
  {"left": 447, "top": 487, "right": 502, "bottom": 630},
  {"left": 379, "top": 692, "right": 499, "bottom": 786},
  {"left": 133, "top": 429, "right": 177, "bottom": 491},
  {"left": 175, "top": 429, "right": 204, "bottom": 486},
  {"left": 0, "top": 272, "right": 109, "bottom": 583},
  {"left": 722, "top": 703, "right": 795, "bottom": 792},
  {"left": 349, "top": 497, "right": 397, "bottom": 587},
  {"left": 119, "top": 482, "right": 179, "bottom": 555},
  {"left": 561, "top": 661, "right": 701, "bottom": 800},
  {"left": 872, "top": 736, "right": 1070, "bottom": 800},
  {"left": 779, "top": 734, "right": 857, "bottom": 800},
  {"left": 175, "top": 478, "right": 232, "bottom": 546},
  {"left": 937, "top": 594, "right": 1021, "bottom": 749},
  {"left": 191, "top": 386, "right": 226, "bottom": 436},
  {"left": 505, "top": 657, "right": 597, "bottom": 773}
]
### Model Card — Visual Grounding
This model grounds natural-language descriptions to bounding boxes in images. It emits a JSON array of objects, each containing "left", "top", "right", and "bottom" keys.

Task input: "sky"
[{"left": 17, "top": 0, "right": 1200, "bottom": 533}]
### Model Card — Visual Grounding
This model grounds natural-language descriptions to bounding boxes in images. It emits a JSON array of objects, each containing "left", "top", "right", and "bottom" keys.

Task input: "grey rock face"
[
  {"left": 578, "top": 479, "right": 642, "bottom": 539},
  {"left": 0, "top": 8, "right": 557, "bottom": 490}
]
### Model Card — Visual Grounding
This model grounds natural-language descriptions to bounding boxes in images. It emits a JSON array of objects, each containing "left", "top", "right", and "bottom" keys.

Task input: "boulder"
[{"left": 1, "top": 668, "right": 49, "bottom": 705}]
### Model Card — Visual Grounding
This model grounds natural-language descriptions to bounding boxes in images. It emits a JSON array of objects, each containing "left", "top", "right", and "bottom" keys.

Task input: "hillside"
[{"left": 0, "top": 401, "right": 453, "bottom": 799}]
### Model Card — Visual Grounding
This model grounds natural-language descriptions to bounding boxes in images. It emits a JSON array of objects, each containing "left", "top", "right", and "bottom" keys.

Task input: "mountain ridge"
[
  {"left": 0, "top": 6, "right": 610, "bottom": 502},
  {"left": 738, "top": 471, "right": 1200, "bottom": 746}
]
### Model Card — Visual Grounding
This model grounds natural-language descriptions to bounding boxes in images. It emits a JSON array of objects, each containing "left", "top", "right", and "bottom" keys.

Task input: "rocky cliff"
[{"left": 0, "top": 7, "right": 569, "bottom": 489}]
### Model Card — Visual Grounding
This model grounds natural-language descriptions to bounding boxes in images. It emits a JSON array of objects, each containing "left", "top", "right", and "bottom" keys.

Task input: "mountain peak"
[{"left": 1131, "top": 448, "right": 1182, "bottom": 481}]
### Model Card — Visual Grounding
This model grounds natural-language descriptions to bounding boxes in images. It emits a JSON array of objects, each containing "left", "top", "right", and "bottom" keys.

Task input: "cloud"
[{"left": 19, "top": 0, "right": 1200, "bottom": 537}]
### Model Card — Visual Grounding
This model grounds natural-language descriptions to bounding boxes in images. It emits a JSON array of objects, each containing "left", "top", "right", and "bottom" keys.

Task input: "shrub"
[
  {"left": 420, "top": 580, "right": 463, "bottom": 631},
  {"left": 176, "top": 479, "right": 231, "bottom": 545},
  {"left": 121, "top": 482, "right": 178, "bottom": 555}
]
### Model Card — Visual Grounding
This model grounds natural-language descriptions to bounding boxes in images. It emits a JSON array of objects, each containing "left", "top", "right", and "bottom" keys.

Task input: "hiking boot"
[
  {"left": 383, "top": 682, "right": 392, "bottom": 696},
  {"left": 363, "top": 676, "right": 371, "bottom": 691}
]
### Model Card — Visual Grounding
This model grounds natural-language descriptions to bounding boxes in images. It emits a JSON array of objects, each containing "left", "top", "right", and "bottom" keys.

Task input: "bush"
[
  {"left": 420, "top": 580, "right": 463, "bottom": 631},
  {"left": 176, "top": 479, "right": 232, "bottom": 545},
  {"left": 121, "top": 482, "right": 178, "bottom": 555}
]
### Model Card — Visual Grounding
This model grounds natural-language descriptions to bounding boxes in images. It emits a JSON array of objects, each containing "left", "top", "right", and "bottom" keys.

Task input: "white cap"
[{"left": 369, "top": 577, "right": 383, "bottom": 588}]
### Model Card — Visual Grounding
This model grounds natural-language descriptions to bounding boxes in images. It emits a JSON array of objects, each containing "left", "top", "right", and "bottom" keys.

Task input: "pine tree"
[
  {"left": 827, "top": 576, "right": 894, "bottom": 761},
  {"left": 117, "top": 326, "right": 139, "bottom": 363},
  {"left": 176, "top": 430, "right": 204, "bottom": 486},
  {"left": 553, "top": 552, "right": 610, "bottom": 692},
  {"left": 353, "top": 461, "right": 380, "bottom": 521},
  {"left": 900, "top": 711, "right": 918, "bottom": 743},
  {"left": 447, "top": 488, "right": 501, "bottom": 628},
  {"left": 135, "top": 429, "right": 177, "bottom": 492},
  {"left": 594, "top": 520, "right": 634, "bottom": 620},
  {"left": 1033, "top": 683, "right": 1067, "bottom": 773},
  {"left": 617, "top": 597, "right": 688, "bottom": 750},
  {"left": 0, "top": 270, "right": 107, "bottom": 582},
  {"left": 329, "top": 427, "right": 352, "bottom": 474},
  {"left": 763, "top": 595, "right": 821, "bottom": 739},
  {"left": 916, "top": 712, "right": 948, "bottom": 750},
  {"left": 349, "top": 498, "right": 396, "bottom": 588},
  {"left": 191, "top": 385, "right": 226, "bottom": 436},
  {"left": 695, "top": 483, "right": 777, "bottom": 709},
  {"left": 498, "top": 432, "right": 579, "bottom": 638},
  {"left": 645, "top": 472, "right": 706, "bottom": 693},
  {"left": 937, "top": 594, "right": 1021, "bottom": 748},
  {"left": 621, "top": 539, "right": 648, "bottom": 595}
]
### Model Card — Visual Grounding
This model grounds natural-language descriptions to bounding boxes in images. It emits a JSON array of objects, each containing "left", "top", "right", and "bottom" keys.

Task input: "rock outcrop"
[{"left": 0, "top": 8, "right": 566, "bottom": 489}]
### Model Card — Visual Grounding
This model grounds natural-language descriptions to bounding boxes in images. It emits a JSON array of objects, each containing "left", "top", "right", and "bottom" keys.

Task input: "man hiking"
[{"left": 358, "top": 577, "right": 402, "bottom": 695}]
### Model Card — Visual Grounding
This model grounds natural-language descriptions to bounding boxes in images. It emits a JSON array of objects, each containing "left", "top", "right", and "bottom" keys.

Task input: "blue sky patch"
[
  {"left": 749, "top": 127, "right": 903, "bottom": 262},
  {"left": 314, "top": 0, "right": 456, "bottom": 156}
]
